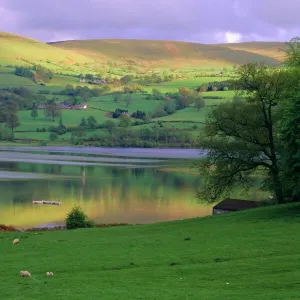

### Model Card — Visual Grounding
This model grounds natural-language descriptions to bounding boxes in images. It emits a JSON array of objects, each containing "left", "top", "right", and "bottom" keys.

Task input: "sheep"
[
  {"left": 20, "top": 271, "right": 31, "bottom": 278},
  {"left": 46, "top": 272, "right": 54, "bottom": 277},
  {"left": 13, "top": 239, "right": 19, "bottom": 245}
]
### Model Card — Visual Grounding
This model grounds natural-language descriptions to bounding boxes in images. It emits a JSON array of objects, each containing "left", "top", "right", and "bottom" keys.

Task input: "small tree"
[
  {"left": 31, "top": 106, "right": 38, "bottom": 119},
  {"left": 87, "top": 116, "right": 98, "bottom": 129},
  {"left": 65, "top": 205, "right": 94, "bottom": 230},
  {"left": 119, "top": 114, "right": 131, "bottom": 128},
  {"left": 103, "top": 120, "right": 116, "bottom": 136},
  {"left": 194, "top": 97, "right": 205, "bottom": 111},
  {"left": 6, "top": 113, "right": 20, "bottom": 133},
  {"left": 44, "top": 99, "right": 61, "bottom": 121},
  {"left": 80, "top": 117, "right": 87, "bottom": 127},
  {"left": 124, "top": 94, "right": 132, "bottom": 107},
  {"left": 49, "top": 132, "right": 58, "bottom": 141}
]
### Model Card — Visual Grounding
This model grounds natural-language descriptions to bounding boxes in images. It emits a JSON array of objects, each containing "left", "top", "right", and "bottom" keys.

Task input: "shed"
[{"left": 212, "top": 198, "right": 260, "bottom": 215}]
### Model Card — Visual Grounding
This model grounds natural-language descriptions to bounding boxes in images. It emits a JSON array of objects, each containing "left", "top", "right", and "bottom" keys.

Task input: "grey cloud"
[{"left": 0, "top": 0, "right": 299, "bottom": 43}]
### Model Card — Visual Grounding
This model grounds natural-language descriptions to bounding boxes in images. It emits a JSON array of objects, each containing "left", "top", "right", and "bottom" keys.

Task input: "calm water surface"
[{"left": 0, "top": 147, "right": 264, "bottom": 228}]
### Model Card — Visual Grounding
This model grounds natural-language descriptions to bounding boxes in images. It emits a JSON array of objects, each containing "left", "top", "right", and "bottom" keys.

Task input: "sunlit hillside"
[
  {"left": 0, "top": 32, "right": 95, "bottom": 74},
  {"left": 0, "top": 32, "right": 286, "bottom": 75},
  {"left": 50, "top": 39, "right": 284, "bottom": 69}
]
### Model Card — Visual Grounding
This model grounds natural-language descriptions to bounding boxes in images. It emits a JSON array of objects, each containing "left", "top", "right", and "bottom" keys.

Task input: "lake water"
[{"left": 0, "top": 147, "right": 265, "bottom": 229}]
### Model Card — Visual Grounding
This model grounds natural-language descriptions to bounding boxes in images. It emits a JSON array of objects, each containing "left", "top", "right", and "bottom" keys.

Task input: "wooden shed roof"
[{"left": 213, "top": 198, "right": 260, "bottom": 211}]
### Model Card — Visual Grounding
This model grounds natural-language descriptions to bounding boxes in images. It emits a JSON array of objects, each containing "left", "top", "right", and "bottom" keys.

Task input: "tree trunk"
[{"left": 271, "top": 168, "right": 284, "bottom": 203}]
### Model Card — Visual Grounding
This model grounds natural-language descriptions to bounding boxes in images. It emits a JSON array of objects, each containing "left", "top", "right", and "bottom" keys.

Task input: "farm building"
[{"left": 212, "top": 198, "right": 260, "bottom": 215}]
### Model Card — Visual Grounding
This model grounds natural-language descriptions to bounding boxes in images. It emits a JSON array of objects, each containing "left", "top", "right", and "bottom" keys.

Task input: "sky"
[{"left": 0, "top": 0, "right": 299, "bottom": 44}]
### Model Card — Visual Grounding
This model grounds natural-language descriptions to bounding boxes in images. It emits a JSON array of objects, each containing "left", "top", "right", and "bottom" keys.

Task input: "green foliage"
[
  {"left": 103, "top": 120, "right": 116, "bottom": 136},
  {"left": 279, "top": 95, "right": 300, "bottom": 201},
  {"left": 31, "top": 107, "right": 38, "bottom": 119},
  {"left": 49, "top": 132, "right": 58, "bottom": 141},
  {"left": 284, "top": 37, "right": 300, "bottom": 67},
  {"left": 44, "top": 98, "right": 61, "bottom": 121},
  {"left": 65, "top": 205, "right": 94, "bottom": 230},
  {"left": 112, "top": 108, "right": 128, "bottom": 118},
  {"left": 80, "top": 117, "right": 87, "bottom": 127},
  {"left": 15, "top": 66, "right": 34, "bottom": 79},
  {"left": 118, "top": 114, "right": 131, "bottom": 128},
  {"left": 49, "top": 118, "right": 68, "bottom": 135},
  {"left": 87, "top": 116, "right": 98, "bottom": 129},
  {"left": 33, "top": 64, "right": 53, "bottom": 83},
  {"left": 194, "top": 97, "right": 205, "bottom": 111},
  {"left": 195, "top": 63, "right": 299, "bottom": 204}
]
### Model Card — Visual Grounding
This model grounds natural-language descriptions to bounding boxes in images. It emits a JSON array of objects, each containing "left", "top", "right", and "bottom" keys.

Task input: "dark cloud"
[{"left": 0, "top": 0, "right": 299, "bottom": 43}]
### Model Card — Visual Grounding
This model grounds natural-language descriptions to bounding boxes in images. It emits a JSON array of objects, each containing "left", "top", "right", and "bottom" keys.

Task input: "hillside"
[
  {"left": 221, "top": 42, "right": 287, "bottom": 61},
  {"left": 1, "top": 203, "right": 300, "bottom": 299},
  {"left": 50, "top": 39, "right": 285, "bottom": 68},
  {"left": 0, "top": 32, "right": 286, "bottom": 75},
  {"left": 0, "top": 32, "right": 95, "bottom": 74}
]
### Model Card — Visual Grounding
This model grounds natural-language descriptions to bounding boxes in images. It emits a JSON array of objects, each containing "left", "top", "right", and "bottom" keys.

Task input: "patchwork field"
[{"left": 0, "top": 31, "right": 285, "bottom": 146}]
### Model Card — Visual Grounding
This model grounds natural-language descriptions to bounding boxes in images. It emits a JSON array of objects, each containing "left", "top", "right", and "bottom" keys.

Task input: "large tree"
[
  {"left": 279, "top": 93, "right": 300, "bottom": 202},
  {"left": 279, "top": 37, "right": 300, "bottom": 201},
  {"left": 195, "top": 63, "right": 299, "bottom": 204}
]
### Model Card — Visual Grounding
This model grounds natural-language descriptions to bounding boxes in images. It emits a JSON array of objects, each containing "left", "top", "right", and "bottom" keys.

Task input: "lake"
[{"left": 0, "top": 147, "right": 266, "bottom": 229}]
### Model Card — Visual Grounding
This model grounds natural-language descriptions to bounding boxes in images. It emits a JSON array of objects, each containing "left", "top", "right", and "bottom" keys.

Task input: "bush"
[
  {"left": 65, "top": 205, "right": 95, "bottom": 230},
  {"left": 223, "top": 86, "right": 229, "bottom": 91},
  {"left": 49, "top": 132, "right": 58, "bottom": 141}
]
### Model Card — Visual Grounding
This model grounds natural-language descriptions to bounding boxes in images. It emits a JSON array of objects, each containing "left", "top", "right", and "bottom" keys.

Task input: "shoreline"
[{"left": 0, "top": 223, "right": 137, "bottom": 232}]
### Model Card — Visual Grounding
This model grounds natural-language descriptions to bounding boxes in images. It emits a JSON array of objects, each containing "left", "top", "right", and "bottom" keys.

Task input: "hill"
[
  {"left": 1, "top": 203, "right": 300, "bottom": 299},
  {"left": 50, "top": 39, "right": 286, "bottom": 68},
  {"left": 0, "top": 32, "right": 287, "bottom": 74},
  {"left": 0, "top": 32, "right": 95, "bottom": 74}
]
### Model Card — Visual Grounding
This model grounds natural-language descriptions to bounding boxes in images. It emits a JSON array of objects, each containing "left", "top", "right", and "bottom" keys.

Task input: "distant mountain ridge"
[{"left": 0, "top": 32, "right": 286, "bottom": 74}]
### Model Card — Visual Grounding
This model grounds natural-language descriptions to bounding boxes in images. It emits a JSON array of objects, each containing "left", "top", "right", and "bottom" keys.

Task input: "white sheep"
[
  {"left": 20, "top": 271, "right": 31, "bottom": 278},
  {"left": 46, "top": 272, "right": 54, "bottom": 277},
  {"left": 13, "top": 239, "right": 19, "bottom": 245}
]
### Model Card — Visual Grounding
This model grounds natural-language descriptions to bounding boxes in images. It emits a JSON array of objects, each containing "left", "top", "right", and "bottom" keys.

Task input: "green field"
[
  {"left": 11, "top": 89, "right": 234, "bottom": 142},
  {"left": 1, "top": 203, "right": 299, "bottom": 299},
  {"left": 0, "top": 31, "right": 284, "bottom": 145}
]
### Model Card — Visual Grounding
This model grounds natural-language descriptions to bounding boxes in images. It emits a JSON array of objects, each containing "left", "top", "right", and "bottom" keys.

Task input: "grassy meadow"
[{"left": 1, "top": 203, "right": 300, "bottom": 299}]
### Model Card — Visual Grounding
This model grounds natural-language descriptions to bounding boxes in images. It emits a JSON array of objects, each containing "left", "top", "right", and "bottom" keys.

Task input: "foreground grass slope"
[{"left": 1, "top": 204, "right": 299, "bottom": 300}]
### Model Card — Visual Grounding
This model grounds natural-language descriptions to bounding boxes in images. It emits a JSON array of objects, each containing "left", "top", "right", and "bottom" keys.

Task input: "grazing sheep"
[
  {"left": 13, "top": 239, "right": 19, "bottom": 245},
  {"left": 46, "top": 272, "right": 54, "bottom": 277},
  {"left": 20, "top": 271, "right": 31, "bottom": 278}
]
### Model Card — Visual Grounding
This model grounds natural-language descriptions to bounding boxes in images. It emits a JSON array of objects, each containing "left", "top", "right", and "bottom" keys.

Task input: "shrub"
[
  {"left": 49, "top": 132, "right": 58, "bottom": 141},
  {"left": 0, "top": 224, "right": 17, "bottom": 232},
  {"left": 65, "top": 205, "right": 95, "bottom": 230},
  {"left": 223, "top": 86, "right": 229, "bottom": 91}
]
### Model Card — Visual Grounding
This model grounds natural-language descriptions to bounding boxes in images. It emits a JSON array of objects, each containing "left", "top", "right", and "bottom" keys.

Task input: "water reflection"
[{"left": 0, "top": 153, "right": 267, "bottom": 229}]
